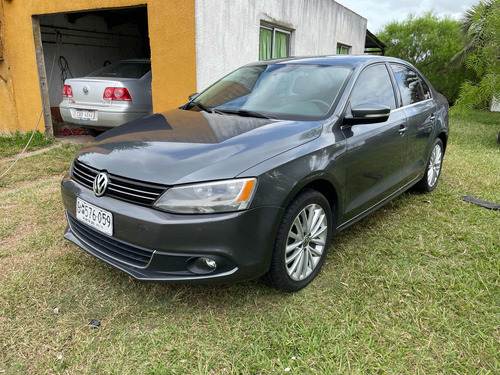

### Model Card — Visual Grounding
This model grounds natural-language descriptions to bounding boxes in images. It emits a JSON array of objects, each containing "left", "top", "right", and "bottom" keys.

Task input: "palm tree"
[
  {"left": 451, "top": 0, "right": 498, "bottom": 66},
  {"left": 453, "top": 0, "right": 499, "bottom": 110}
]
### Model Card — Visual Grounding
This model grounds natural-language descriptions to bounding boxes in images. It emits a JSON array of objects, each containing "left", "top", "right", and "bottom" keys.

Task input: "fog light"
[
  {"left": 187, "top": 257, "right": 218, "bottom": 274},
  {"left": 196, "top": 257, "right": 217, "bottom": 271}
]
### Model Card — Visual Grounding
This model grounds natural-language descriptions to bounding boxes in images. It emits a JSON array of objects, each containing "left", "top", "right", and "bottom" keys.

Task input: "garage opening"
[{"left": 34, "top": 6, "right": 150, "bottom": 136}]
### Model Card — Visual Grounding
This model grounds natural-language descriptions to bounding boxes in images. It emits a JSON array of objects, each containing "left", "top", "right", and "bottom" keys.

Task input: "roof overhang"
[{"left": 365, "top": 29, "right": 386, "bottom": 55}]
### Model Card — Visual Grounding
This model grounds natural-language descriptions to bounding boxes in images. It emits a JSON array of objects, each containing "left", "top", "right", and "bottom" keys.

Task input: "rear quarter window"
[{"left": 421, "top": 80, "right": 432, "bottom": 100}]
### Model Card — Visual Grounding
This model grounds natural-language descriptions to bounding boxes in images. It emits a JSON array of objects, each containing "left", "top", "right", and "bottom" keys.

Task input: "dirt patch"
[
  {"left": 0, "top": 176, "right": 61, "bottom": 198},
  {"left": 55, "top": 134, "right": 93, "bottom": 145},
  {"left": 0, "top": 144, "right": 63, "bottom": 164}
]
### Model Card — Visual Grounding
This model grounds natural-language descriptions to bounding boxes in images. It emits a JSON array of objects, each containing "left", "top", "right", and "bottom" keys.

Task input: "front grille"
[
  {"left": 71, "top": 159, "right": 167, "bottom": 206},
  {"left": 68, "top": 213, "right": 154, "bottom": 268}
]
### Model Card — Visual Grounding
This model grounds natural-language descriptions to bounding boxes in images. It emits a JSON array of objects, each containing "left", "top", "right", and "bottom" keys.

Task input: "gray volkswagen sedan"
[{"left": 61, "top": 56, "right": 448, "bottom": 292}]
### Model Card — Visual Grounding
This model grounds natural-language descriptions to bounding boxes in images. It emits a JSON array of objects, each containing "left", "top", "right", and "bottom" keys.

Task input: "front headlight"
[{"left": 153, "top": 178, "right": 257, "bottom": 214}]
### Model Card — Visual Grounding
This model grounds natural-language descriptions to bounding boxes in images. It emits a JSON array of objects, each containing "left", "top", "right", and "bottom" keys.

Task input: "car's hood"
[{"left": 75, "top": 108, "right": 322, "bottom": 185}]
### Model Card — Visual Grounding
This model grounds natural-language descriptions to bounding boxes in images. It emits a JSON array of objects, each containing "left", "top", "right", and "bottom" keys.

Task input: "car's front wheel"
[
  {"left": 265, "top": 189, "right": 333, "bottom": 292},
  {"left": 415, "top": 138, "right": 444, "bottom": 192}
]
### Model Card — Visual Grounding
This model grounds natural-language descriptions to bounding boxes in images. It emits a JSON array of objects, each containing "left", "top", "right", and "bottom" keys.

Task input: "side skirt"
[{"left": 335, "top": 175, "right": 420, "bottom": 233}]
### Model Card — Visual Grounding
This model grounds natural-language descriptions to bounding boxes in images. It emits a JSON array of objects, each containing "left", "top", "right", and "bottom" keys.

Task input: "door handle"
[
  {"left": 430, "top": 113, "right": 436, "bottom": 121},
  {"left": 398, "top": 124, "right": 407, "bottom": 136}
]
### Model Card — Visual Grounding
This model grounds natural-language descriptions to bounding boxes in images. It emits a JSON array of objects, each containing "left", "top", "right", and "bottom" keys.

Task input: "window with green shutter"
[
  {"left": 337, "top": 44, "right": 351, "bottom": 55},
  {"left": 259, "top": 24, "right": 291, "bottom": 61}
]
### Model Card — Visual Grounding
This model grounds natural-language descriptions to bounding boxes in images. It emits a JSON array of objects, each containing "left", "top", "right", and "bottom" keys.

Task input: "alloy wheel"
[
  {"left": 285, "top": 203, "right": 328, "bottom": 281},
  {"left": 427, "top": 143, "right": 443, "bottom": 188}
]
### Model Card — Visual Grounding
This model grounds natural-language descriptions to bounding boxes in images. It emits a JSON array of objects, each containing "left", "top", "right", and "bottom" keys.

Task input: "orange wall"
[{"left": 0, "top": 0, "right": 196, "bottom": 133}]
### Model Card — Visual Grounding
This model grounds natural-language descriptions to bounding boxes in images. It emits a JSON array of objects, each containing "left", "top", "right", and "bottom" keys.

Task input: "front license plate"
[
  {"left": 76, "top": 198, "right": 113, "bottom": 236},
  {"left": 74, "top": 109, "right": 96, "bottom": 121}
]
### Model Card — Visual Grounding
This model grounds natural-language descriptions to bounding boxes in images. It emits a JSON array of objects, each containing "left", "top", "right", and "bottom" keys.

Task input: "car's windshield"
[
  {"left": 87, "top": 61, "right": 151, "bottom": 79},
  {"left": 186, "top": 64, "right": 351, "bottom": 120}
]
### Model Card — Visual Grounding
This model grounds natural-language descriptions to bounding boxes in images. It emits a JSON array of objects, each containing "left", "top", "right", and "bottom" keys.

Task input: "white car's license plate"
[
  {"left": 76, "top": 198, "right": 113, "bottom": 236},
  {"left": 74, "top": 109, "right": 96, "bottom": 121}
]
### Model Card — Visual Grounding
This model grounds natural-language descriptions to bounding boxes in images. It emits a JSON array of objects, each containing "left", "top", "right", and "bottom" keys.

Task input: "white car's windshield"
[{"left": 187, "top": 64, "right": 351, "bottom": 120}]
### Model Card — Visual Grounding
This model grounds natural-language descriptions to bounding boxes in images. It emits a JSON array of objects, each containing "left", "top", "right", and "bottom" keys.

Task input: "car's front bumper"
[{"left": 61, "top": 178, "right": 283, "bottom": 283}]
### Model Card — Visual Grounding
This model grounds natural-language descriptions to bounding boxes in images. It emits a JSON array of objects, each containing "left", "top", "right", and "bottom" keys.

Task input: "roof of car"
[{"left": 248, "top": 55, "right": 406, "bottom": 68}]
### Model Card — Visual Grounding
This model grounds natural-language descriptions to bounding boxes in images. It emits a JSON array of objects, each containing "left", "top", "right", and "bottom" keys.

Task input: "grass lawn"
[
  {"left": 0, "top": 131, "right": 55, "bottom": 159},
  {"left": 0, "top": 111, "right": 498, "bottom": 374}
]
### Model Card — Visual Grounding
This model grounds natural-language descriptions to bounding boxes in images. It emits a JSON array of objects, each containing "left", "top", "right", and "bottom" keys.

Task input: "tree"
[
  {"left": 377, "top": 12, "right": 472, "bottom": 104},
  {"left": 454, "top": 0, "right": 500, "bottom": 110}
]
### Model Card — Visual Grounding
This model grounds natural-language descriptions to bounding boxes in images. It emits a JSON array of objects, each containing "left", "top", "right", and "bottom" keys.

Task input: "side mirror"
[
  {"left": 188, "top": 92, "right": 199, "bottom": 101},
  {"left": 344, "top": 103, "right": 391, "bottom": 125}
]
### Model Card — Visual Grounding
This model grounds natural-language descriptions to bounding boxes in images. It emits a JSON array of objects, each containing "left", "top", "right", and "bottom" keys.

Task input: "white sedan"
[{"left": 59, "top": 59, "right": 152, "bottom": 134}]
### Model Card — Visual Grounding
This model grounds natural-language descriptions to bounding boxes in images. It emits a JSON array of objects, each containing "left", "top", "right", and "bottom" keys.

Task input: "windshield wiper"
[
  {"left": 194, "top": 102, "right": 214, "bottom": 113},
  {"left": 217, "top": 109, "right": 275, "bottom": 119},
  {"left": 193, "top": 102, "right": 227, "bottom": 115}
]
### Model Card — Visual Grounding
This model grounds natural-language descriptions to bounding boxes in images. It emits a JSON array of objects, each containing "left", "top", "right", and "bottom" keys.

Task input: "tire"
[
  {"left": 415, "top": 138, "right": 444, "bottom": 192},
  {"left": 264, "top": 189, "right": 333, "bottom": 292}
]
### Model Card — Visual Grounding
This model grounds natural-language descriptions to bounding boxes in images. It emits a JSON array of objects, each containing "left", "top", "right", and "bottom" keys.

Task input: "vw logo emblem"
[
  {"left": 93, "top": 172, "right": 109, "bottom": 197},
  {"left": 83, "top": 85, "right": 89, "bottom": 95}
]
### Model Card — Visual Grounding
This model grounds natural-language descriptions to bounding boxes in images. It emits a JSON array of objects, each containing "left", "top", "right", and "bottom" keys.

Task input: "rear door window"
[{"left": 390, "top": 64, "right": 429, "bottom": 106}]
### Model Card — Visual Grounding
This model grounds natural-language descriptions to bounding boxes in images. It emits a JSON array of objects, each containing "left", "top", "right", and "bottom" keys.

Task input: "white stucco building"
[{"left": 195, "top": 0, "right": 367, "bottom": 91}]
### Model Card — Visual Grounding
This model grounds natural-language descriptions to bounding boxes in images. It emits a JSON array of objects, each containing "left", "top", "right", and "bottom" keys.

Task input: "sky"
[{"left": 337, "top": 0, "right": 481, "bottom": 33}]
